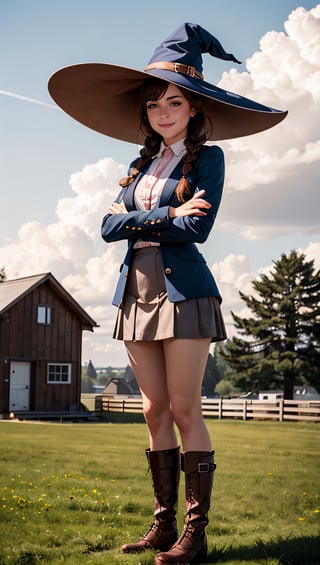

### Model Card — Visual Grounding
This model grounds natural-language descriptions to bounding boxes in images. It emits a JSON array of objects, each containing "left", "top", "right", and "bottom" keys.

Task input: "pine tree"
[
  {"left": 223, "top": 250, "right": 320, "bottom": 399},
  {"left": 86, "top": 360, "right": 97, "bottom": 379},
  {"left": 201, "top": 352, "right": 222, "bottom": 397}
]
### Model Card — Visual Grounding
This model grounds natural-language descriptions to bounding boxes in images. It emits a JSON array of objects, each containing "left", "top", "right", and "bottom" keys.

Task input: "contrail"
[{"left": 0, "top": 89, "right": 56, "bottom": 109}]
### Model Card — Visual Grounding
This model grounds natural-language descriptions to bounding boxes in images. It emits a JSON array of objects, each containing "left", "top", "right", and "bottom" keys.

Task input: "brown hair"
[{"left": 119, "top": 79, "right": 212, "bottom": 202}]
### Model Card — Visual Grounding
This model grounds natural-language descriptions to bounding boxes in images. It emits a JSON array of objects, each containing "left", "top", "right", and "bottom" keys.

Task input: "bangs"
[{"left": 140, "top": 78, "right": 169, "bottom": 104}]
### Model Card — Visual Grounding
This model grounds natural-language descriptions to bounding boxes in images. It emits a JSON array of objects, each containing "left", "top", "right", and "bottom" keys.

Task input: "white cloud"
[
  {"left": 299, "top": 240, "right": 320, "bottom": 269},
  {"left": 217, "top": 4, "right": 320, "bottom": 240},
  {"left": 56, "top": 157, "right": 126, "bottom": 240},
  {"left": 210, "top": 254, "right": 254, "bottom": 334}
]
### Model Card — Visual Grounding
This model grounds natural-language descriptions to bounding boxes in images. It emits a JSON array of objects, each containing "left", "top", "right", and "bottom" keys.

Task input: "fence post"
[
  {"left": 243, "top": 400, "right": 247, "bottom": 420},
  {"left": 218, "top": 398, "right": 223, "bottom": 419},
  {"left": 279, "top": 399, "right": 284, "bottom": 422}
]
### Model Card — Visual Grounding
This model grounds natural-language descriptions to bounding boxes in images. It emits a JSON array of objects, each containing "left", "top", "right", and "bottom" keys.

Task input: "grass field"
[{"left": 0, "top": 417, "right": 319, "bottom": 564}]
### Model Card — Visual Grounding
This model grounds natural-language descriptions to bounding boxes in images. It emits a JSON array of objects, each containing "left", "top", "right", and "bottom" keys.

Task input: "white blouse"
[
  {"left": 133, "top": 139, "right": 186, "bottom": 249},
  {"left": 134, "top": 138, "right": 186, "bottom": 210}
]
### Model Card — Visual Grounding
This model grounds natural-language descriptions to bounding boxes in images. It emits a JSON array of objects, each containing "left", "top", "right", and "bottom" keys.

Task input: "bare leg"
[
  {"left": 125, "top": 338, "right": 211, "bottom": 452},
  {"left": 163, "top": 338, "right": 212, "bottom": 452},
  {"left": 125, "top": 340, "right": 178, "bottom": 450}
]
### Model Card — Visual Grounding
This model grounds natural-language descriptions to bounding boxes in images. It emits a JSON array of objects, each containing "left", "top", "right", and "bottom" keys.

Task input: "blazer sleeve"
[
  {"left": 143, "top": 145, "right": 224, "bottom": 245},
  {"left": 101, "top": 145, "right": 224, "bottom": 245},
  {"left": 101, "top": 205, "right": 171, "bottom": 243}
]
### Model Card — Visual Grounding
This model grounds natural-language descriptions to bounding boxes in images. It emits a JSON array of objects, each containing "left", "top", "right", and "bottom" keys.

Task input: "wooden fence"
[{"left": 94, "top": 395, "right": 320, "bottom": 423}]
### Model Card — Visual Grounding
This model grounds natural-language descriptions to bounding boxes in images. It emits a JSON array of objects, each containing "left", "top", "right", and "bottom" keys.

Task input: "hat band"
[{"left": 144, "top": 61, "right": 203, "bottom": 80}]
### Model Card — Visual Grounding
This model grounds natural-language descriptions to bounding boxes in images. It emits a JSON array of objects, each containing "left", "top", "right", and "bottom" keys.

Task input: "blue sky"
[{"left": 1, "top": 0, "right": 319, "bottom": 365}]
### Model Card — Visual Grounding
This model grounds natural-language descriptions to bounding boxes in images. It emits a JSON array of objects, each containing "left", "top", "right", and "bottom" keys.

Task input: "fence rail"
[{"left": 95, "top": 395, "right": 320, "bottom": 422}]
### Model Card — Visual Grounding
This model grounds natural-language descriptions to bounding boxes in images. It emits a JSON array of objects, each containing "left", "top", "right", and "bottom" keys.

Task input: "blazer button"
[{"left": 164, "top": 267, "right": 172, "bottom": 275}]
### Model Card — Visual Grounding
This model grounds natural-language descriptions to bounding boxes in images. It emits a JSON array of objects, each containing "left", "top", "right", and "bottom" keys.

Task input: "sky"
[{"left": 1, "top": 0, "right": 320, "bottom": 367}]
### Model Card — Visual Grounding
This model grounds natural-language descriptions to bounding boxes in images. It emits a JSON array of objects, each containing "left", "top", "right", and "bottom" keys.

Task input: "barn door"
[{"left": 9, "top": 362, "right": 31, "bottom": 411}]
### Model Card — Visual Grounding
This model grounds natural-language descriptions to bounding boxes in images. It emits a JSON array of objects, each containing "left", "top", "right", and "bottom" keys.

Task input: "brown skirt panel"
[{"left": 113, "top": 247, "right": 226, "bottom": 342}]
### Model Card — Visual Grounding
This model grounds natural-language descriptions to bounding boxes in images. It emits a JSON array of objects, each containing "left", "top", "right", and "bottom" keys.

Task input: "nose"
[{"left": 159, "top": 105, "right": 169, "bottom": 118}]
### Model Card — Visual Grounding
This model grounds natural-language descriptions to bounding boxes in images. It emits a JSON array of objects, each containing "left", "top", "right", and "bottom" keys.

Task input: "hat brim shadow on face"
[{"left": 48, "top": 63, "right": 288, "bottom": 144}]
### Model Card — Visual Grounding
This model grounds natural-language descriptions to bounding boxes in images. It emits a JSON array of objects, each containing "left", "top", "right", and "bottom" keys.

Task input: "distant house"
[
  {"left": 0, "top": 273, "right": 97, "bottom": 416},
  {"left": 103, "top": 377, "right": 140, "bottom": 396},
  {"left": 293, "top": 386, "right": 320, "bottom": 401},
  {"left": 259, "top": 387, "right": 320, "bottom": 401},
  {"left": 258, "top": 390, "right": 284, "bottom": 401}
]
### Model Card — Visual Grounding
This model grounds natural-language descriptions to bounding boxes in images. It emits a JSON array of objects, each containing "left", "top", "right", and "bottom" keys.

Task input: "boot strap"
[{"left": 181, "top": 452, "right": 216, "bottom": 473}]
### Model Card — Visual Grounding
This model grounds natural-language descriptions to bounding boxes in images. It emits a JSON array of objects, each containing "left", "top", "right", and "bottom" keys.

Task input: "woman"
[
  {"left": 48, "top": 23, "right": 287, "bottom": 564},
  {"left": 103, "top": 78, "right": 225, "bottom": 563}
]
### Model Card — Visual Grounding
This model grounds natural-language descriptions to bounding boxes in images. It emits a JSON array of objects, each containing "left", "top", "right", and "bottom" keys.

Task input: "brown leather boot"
[
  {"left": 155, "top": 451, "right": 216, "bottom": 564},
  {"left": 121, "top": 447, "right": 180, "bottom": 553}
]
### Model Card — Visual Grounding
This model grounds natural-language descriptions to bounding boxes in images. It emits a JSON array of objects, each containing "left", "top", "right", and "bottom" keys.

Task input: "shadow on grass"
[{"left": 208, "top": 534, "right": 320, "bottom": 564}]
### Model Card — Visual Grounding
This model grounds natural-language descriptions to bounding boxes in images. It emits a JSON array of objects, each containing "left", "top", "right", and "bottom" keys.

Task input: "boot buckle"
[
  {"left": 198, "top": 463, "right": 210, "bottom": 473},
  {"left": 198, "top": 462, "right": 216, "bottom": 473}
]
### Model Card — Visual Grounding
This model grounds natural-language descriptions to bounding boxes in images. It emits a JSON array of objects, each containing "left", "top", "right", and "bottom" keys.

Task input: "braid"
[
  {"left": 137, "top": 134, "right": 162, "bottom": 169},
  {"left": 175, "top": 116, "right": 207, "bottom": 202},
  {"left": 118, "top": 167, "right": 139, "bottom": 188},
  {"left": 118, "top": 133, "right": 161, "bottom": 188}
]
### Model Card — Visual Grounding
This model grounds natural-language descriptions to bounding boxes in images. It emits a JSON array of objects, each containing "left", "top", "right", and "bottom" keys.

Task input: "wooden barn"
[{"left": 0, "top": 272, "right": 97, "bottom": 417}]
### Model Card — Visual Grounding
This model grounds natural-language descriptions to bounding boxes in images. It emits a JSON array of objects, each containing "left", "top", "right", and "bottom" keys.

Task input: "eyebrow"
[
  {"left": 148, "top": 94, "right": 184, "bottom": 102},
  {"left": 166, "top": 95, "right": 183, "bottom": 100}
]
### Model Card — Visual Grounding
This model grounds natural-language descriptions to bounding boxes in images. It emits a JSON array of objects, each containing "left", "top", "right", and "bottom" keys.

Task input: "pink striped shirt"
[{"left": 134, "top": 139, "right": 186, "bottom": 249}]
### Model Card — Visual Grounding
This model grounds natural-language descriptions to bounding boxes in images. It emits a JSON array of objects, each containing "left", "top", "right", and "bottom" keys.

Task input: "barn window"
[
  {"left": 47, "top": 363, "right": 71, "bottom": 384},
  {"left": 37, "top": 305, "right": 52, "bottom": 325}
]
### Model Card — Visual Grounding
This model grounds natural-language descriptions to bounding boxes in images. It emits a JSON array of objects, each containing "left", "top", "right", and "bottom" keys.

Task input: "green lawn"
[{"left": 0, "top": 418, "right": 319, "bottom": 564}]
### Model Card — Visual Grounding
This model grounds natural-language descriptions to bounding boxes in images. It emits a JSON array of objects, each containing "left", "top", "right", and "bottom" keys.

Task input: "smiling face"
[{"left": 145, "top": 83, "right": 196, "bottom": 145}]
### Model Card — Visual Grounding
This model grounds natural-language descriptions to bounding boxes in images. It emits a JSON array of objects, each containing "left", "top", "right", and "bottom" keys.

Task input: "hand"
[
  {"left": 168, "top": 189, "right": 211, "bottom": 218},
  {"left": 108, "top": 200, "right": 128, "bottom": 215}
]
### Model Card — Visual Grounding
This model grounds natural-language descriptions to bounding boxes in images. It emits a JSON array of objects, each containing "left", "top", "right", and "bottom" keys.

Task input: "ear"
[{"left": 190, "top": 107, "right": 197, "bottom": 118}]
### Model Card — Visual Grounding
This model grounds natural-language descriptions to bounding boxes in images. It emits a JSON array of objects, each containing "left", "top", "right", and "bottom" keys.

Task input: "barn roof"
[{"left": 0, "top": 272, "right": 98, "bottom": 331}]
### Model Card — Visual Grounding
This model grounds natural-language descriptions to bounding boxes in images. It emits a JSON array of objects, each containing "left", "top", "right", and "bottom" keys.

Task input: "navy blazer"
[{"left": 101, "top": 144, "right": 224, "bottom": 307}]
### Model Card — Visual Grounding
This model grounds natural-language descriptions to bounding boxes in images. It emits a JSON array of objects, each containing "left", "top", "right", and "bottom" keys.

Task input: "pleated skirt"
[{"left": 113, "top": 247, "right": 227, "bottom": 342}]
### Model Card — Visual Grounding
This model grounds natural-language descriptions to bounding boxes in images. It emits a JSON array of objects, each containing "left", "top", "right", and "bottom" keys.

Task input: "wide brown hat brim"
[{"left": 48, "top": 63, "right": 288, "bottom": 144}]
